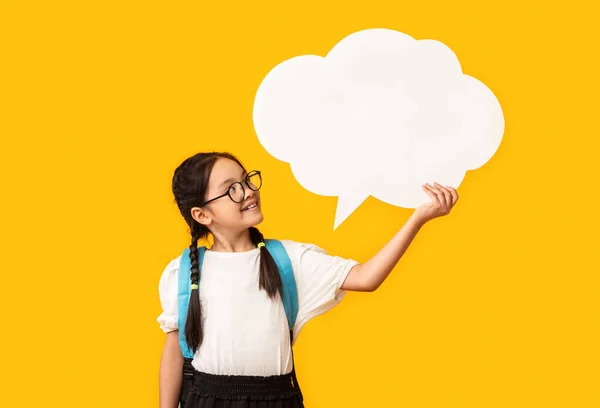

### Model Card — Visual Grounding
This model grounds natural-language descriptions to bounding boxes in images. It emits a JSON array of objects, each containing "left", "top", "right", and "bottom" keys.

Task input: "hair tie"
[
  {"left": 257, "top": 242, "right": 266, "bottom": 249},
  {"left": 191, "top": 284, "right": 199, "bottom": 290}
]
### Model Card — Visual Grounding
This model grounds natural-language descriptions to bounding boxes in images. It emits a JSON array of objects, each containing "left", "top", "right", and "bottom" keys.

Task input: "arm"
[
  {"left": 159, "top": 331, "right": 184, "bottom": 408},
  {"left": 341, "top": 183, "right": 459, "bottom": 292},
  {"left": 341, "top": 214, "right": 424, "bottom": 292}
]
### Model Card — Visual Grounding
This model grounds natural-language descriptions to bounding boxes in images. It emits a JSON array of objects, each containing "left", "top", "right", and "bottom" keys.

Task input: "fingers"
[
  {"left": 437, "top": 184, "right": 459, "bottom": 206},
  {"left": 423, "top": 183, "right": 459, "bottom": 204},
  {"left": 431, "top": 183, "right": 459, "bottom": 208},
  {"left": 424, "top": 183, "right": 447, "bottom": 207},
  {"left": 446, "top": 185, "right": 459, "bottom": 206},
  {"left": 421, "top": 184, "right": 441, "bottom": 206},
  {"left": 433, "top": 182, "right": 451, "bottom": 208}
]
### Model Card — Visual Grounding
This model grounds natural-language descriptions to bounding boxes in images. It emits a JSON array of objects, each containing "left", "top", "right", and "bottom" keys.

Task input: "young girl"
[{"left": 158, "top": 152, "right": 458, "bottom": 408}]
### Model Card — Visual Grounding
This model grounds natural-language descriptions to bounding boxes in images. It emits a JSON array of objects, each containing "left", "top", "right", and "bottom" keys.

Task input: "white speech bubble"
[{"left": 253, "top": 28, "right": 504, "bottom": 229}]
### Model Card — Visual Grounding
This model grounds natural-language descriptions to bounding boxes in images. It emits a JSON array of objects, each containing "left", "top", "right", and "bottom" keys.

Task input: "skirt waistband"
[{"left": 190, "top": 369, "right": 302, "bottom": 401}]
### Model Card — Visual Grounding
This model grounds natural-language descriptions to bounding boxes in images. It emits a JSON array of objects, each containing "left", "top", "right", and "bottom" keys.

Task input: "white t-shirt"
[{"left": 157, "top": 239, "right": 360, "bottom": 376}]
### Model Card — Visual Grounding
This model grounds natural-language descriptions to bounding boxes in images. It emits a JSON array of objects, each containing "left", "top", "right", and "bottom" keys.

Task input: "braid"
[
  {"left": 189, "top": 222, "right": 200, "bottom": 285},
  {"left": 249, "top": 227, "right": 282, "bottom": 299},
  {"left": 185, "top": 221, "right": 204, "bottom": 352},
  {"left": 171, "top": 151, "right": 267, "bottom": 354}
]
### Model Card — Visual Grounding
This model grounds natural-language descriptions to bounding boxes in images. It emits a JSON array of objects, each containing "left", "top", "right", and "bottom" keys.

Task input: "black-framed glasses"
[{"left": 200, "top": 170, "right": 262, "bottom": 206}]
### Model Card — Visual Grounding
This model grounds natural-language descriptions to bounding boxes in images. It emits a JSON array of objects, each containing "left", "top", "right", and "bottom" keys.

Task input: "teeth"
[{"left": 243, "top": 204, "right": 257, "bottom": 211}]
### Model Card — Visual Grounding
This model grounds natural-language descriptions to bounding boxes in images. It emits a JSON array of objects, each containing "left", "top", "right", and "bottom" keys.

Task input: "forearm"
[
  {"left": 360, "top": 214, "right": 425, "bottom": 291},
  {"left": 159, "top": 333, "right": 184, "bottom": 408}
]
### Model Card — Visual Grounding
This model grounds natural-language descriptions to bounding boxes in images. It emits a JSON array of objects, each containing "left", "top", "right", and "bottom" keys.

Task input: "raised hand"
[{"left": 413, "top": 182, "right": 459, "bottom": 224}]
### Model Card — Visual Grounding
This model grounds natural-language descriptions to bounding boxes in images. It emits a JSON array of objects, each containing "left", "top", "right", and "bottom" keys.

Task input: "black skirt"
[{"left": 183, "top": 368, "right": 304, "bottom": 408}]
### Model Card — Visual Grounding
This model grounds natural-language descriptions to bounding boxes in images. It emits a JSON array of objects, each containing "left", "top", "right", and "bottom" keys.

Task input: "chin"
[
  {"left": 241, "top": 207, "right": 263, "bottom": 228},
  {"left": 252, "top": 212, "right": 264, "bottom": 226}
]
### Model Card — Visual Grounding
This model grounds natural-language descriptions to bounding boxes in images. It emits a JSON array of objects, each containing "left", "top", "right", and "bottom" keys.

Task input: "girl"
[{"left": 158, "top": 152, "right": 458, "bottom": 408}]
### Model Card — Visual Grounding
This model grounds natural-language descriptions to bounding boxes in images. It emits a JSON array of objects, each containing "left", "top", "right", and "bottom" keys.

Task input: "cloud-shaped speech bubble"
[{"left": 253, "top": 28, "right": 504, "bottom": 229}]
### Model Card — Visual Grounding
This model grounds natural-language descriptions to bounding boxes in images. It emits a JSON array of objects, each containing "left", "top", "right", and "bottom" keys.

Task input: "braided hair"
[{"left": 171, "top": 152, "right": 282, "bottom": 353}]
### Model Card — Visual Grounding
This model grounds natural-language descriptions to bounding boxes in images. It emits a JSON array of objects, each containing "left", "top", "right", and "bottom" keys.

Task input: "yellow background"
[{"left": 1, "top": 1, "right": 598, "bottom": 407}]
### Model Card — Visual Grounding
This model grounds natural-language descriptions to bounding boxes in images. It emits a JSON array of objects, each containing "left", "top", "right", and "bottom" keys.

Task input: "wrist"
[{"left": 409, "top": 213, "right": 427, "bottom": 229}]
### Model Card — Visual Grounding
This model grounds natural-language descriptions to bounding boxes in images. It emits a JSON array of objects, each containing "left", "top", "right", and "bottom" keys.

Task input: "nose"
[{"left": 244, "top": 185, "right": 259, "bottom": 201}]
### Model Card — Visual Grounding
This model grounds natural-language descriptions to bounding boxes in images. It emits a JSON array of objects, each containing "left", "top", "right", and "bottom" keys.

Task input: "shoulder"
[
  {"left": 163, "top": 255, "right": 182, "bottom": 273},
  {"left": 277, "top": 239, "right": 327, "bottom": 256},
  {"left": 158, "top": 255, "right": 182, "bottom": 292},
  {"left": 276, "top": 239, "right": 359, "bottom": 274},
  {"left": 275, "top": 239, "right": 340, "bottom": 274}
]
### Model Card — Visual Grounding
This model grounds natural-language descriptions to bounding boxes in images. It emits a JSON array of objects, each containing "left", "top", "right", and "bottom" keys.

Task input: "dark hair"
[{"left": 171, "top": 152, "right": 283, "bottom": 353}]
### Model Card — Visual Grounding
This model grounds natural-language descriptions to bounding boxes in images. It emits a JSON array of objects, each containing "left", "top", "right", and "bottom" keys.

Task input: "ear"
[{"left": 191, "top": 206, "right": 212, "bottom": 226}]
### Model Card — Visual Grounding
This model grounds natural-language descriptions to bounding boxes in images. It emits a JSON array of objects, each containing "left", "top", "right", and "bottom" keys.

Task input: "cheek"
[{"left": 212, "top": 202, "right": 243, "bottom": 220}]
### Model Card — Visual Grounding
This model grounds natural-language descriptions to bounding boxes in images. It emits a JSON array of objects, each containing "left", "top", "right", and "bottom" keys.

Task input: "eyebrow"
[{"left": 219, "top": 170, "right": 248, "bottom": 189}]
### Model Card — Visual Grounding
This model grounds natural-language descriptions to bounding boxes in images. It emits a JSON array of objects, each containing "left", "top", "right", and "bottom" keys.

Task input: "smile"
[{"left": 242, "top": 203, "right": 258, "bottom": 211}]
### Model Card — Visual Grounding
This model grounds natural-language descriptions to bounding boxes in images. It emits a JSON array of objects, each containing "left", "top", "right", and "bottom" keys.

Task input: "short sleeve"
[
  {"left": 156, "top": 256, "right": 181, "bottom": 333},
  {"left": 281, "top": 240, "right": 360, "bottom": 340}
]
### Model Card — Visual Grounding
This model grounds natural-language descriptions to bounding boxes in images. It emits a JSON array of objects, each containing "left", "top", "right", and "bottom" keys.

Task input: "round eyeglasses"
[{"left": 200, "top": 170, "right": 262, "bottom": 206}]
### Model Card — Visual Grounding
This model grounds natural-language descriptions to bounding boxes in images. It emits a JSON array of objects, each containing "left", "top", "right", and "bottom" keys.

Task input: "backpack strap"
[
  {"left": 265, "top": 239, "right": 298, "bottom": 334},
  {"left": 177, "top": 246, "right": 206, "bottom": 359},
  {"left": 266, "top": 240, "right": 302, "bottom": 399},
  {"left": 177, "top": 241, "right": 297, "bottom": 353}
]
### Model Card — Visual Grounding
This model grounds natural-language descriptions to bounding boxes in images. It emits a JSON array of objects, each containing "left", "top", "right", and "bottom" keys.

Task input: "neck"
[{"left": 209, "top": 228, "right": 256, "bottom": 252}]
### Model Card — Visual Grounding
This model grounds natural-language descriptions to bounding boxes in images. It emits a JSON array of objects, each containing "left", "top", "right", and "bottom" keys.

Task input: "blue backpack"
[{"left": 176, "top": 239, "right": 303, "bottom": 407}]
